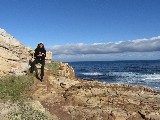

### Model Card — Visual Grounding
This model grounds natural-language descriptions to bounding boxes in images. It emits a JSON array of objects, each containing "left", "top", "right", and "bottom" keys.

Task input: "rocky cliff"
[
  {"left": 0, "top": 29, "right": 160, "bottom": 120},
  {"left": 0, "top": 28, "right": 31, "bottom": 76}
]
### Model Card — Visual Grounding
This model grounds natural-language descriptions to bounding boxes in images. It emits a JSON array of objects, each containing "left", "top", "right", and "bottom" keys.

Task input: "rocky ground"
[
  {"left": 28, "top": 63, "right": 160, "bottom": 120},
  {"left": 0, "top": 28, "right": 160, "bottom": 120}
]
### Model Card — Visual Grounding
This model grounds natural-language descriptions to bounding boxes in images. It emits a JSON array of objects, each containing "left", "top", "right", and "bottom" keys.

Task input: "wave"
[
  {"left": 81, "top": 72, "right": 103, "bottom": 76},
  {"left": 71, "top": 61, "right": 160, "bottom": 91},
  {"left": 80, "top": 71, "right": 160, "bottom": 91},
  {"left": 107, "top": 72, "right": 160, "bottom": 80},
  {"left": 108, "top": 72, "right": 160, "bottom": 91},
  {"left": 142, "top": 74, "right": 160, "bottom": 80},
  {"left": 81, "top": 72, "right": 160, "bottom": 80}
]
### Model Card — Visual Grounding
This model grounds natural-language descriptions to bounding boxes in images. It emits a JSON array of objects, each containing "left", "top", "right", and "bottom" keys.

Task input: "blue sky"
[{"left": 1, "top": 0, "right": 160, "bottom": 61}]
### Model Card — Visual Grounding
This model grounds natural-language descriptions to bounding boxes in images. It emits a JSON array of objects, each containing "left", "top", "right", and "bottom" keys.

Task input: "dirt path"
[{"left": 30, "top": 70, "right": 74, "bottom": 120}]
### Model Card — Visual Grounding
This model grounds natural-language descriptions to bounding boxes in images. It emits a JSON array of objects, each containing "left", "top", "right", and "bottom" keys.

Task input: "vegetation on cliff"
[
  {"left": 0, "top": 62, "right": 160, "bottom": 120},
  {"left": 0, "top": 62, "right": 61, "bottom": 103},
  {"left": 45, "top": 62, "right": 60, "bottom": 74},
  {"left": 0, "top": 75, "right": 34, "bottom": 102}
]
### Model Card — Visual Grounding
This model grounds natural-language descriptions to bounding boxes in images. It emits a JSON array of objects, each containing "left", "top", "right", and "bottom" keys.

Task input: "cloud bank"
[{"left": 47, "top": 36, "right": 160, "bottom": 55}]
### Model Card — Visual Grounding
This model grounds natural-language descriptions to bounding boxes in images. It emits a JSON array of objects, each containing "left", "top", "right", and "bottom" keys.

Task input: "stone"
[
  {"left": 1, "top": 28, "right": 160, "bottom": 120},
  {"left": 58, "top": 62, "right": 75, "bottom": 79},
  {"left": 0, "top": 28, "right": 31, "bottom": 76},
  {"left": 27, "top": 101, "right": 46, "bottom": 113},
  {"left": 46, "top": 51, "right": 52, "bottom": 63}
]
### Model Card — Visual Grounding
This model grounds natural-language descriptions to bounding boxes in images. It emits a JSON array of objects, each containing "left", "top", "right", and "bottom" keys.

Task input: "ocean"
[{"left": 68, "top": 60, "right": 160, "bottom": 91}]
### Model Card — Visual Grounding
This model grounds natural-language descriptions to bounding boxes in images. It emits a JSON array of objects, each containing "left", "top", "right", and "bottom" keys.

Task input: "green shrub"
[
  {"left": 45, "top": 61, "right": 60, "bottom": 74},
  {"left": 0, "top": 75, "right": 34, "bottom": 102}
]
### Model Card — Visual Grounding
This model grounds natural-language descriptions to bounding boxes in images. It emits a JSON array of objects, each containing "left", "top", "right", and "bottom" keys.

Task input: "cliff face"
[{"left": 0, "top": 28, "right": 31, "bottom": 76}]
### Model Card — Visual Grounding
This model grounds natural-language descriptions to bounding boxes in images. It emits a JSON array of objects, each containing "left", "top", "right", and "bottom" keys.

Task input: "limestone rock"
[
  {"left": 0, "top": 28, "right": 21, "bottom": 46},
  {"left": 0, "top": 28, "right": 31, "bottom": 76},
  {"left": 1, "top": 28, "right": 160, "bottom": 120},
  {"left": 58, "top": 62, "right": 75, "bottom": 79},
  {"left": 45, "top": 51, "right": 52, "bottom": 63},
  {"left": 30, "top": 66, "right": 160, "bottom": 120}
]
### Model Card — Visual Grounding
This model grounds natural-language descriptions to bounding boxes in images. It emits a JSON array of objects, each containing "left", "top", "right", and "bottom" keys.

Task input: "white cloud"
[
  {"left": 46, "top": 36, "right": 160, "bottom": 61},
  {"left": 47, "top": 36, "right": 160, "bottom": 55},
  {"left": 51, "top": 52, "right": 160, "bottom": 62}
]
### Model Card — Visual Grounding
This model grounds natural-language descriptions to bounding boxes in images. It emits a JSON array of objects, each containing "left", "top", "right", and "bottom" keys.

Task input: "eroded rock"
[{"left": 0, "top": 28, "right": 31, "bottom": 76}]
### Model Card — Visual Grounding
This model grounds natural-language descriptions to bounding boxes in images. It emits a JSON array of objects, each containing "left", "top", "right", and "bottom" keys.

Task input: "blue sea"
[{"left": 68, "top": 60, "right": 160, "bottom": 91}]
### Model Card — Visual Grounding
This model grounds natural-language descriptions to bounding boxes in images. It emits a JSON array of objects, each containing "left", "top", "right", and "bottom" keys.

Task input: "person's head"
[{"left": 37, "top": 42, "right": 45, "bottom": 49}]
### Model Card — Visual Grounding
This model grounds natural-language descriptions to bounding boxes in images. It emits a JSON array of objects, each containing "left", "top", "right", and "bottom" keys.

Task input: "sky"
[{"left": 1, "top": 0, "right": 160, "bottom": 61}]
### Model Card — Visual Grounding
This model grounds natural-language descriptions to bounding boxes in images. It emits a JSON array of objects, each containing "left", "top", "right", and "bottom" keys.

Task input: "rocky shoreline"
[
  {"left": 0, "top": 28, "right": 160, "bottom": 120},
  {"left": 31, "top": 63, "right": 160, "bottom": 120}
]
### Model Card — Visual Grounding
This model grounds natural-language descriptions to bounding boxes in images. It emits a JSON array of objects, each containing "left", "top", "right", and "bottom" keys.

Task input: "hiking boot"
[
  {"left": 40, "top": 79, "right": 43, "bottom": 82},
  {"left": 40, "top": 76, "right": 43, "bottom": 80},
  {"left": 30, "top": 70, "right": 33, "bottom": 73},
  {"left": 36, "top": 73, "right": 39, "bottom": 79}
]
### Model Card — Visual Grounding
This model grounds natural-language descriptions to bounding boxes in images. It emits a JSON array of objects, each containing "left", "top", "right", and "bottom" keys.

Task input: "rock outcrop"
[
  {"left": 0, "top": 28, "right": 31, "bottom": 76},
  {"left": 0, "top": 28, "right": 160, "bottom": 120},
  {"left": 30, "top": 67, "right": 160, "bottom": 120},
  {"left": 58, "top": 62, "right": 75, "bottom": 79},
  {"left": 45, "top": 51, "right": 52, "bottom": 63}
]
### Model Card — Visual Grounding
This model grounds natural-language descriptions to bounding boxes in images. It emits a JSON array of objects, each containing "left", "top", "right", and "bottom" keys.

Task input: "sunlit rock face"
[{"left": 0, "top": 28, "right": 31, "bottom": 76}]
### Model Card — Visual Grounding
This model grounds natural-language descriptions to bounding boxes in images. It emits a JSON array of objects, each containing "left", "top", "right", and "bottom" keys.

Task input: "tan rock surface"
[
  {"left": 58, "top": 62, "right": 75, "bottom": 79},
  {"left": 29, "top": 66, "right": 160, "bottom": 120},
  {"left": 0, "top": 28, "right": 160, "bottom": 120},
  {"left": 0, "top": 28, "right": 31, "bottom": 76}
]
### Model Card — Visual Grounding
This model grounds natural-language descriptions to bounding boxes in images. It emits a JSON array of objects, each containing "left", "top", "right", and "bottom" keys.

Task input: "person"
[{"left": 30, "top": 42, "right": 46, "bottom": 81}]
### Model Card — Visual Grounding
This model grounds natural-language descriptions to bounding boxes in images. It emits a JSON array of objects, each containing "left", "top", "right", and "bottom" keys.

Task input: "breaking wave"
[
  {"left": 81, "top": 72, "right": 103, "bottom": 76},
  {"left": 69, "top": 60, "right": 160, "bottom": 91}
]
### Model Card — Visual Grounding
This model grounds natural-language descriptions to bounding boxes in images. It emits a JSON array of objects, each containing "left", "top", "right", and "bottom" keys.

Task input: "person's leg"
[
  {"left": 30, "top": 59, "right": 39, "bottom": 73},
  {"left": 34, "top": 65, "right": 39, "bottom": 78},
  {"left": 40, "top": 60, "right": 45, "bottom": 80},
  {"left": 30, "top": 60, "right": 36, "bottom": 73}
]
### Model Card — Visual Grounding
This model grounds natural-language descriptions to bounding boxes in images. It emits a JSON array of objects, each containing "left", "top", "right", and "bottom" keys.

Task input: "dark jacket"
[{"left": 34, "top": 48, "right": 46, "bottom": 60}]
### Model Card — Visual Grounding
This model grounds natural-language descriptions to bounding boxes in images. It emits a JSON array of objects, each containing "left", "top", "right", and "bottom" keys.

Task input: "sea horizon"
[{"left": 63, "top": 59, "right": 160, "bottom": 63}]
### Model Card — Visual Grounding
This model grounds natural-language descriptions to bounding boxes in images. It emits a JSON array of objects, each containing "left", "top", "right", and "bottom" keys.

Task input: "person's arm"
[
  {"left": 34, "top": 49, "right": 38, "bottom": 58},
  {"left": 41, "top": 49, "right": 46, "bottom": 57},
  {"left": 44, "top": 49, "right": 46, "bottom": 57}
]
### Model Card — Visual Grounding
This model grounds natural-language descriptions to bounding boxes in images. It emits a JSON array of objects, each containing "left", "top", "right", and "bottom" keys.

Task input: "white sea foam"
[
  {"left": 82, "top": 72, "right": 160, "bottom": 81},
  {"left": 108, "top": 72, "right": 160, "bottom": 80},
  {"left": 81, "top": 72, "right": 103, "bottom": 76},
  {"left": 80, "top": 71, "right": 160, "bottom": 91},
  {"left": 106, "top": 72, "right": 160, "bottom": 87},
  {"left": 154, "top": 86, "right": 160, "bottom": 91},
  {"left": 108, "top": 72, "right": 136, "bottom": 77},
  {"left": 142, "top": 74, "right": 160, "bottom": 80}
]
